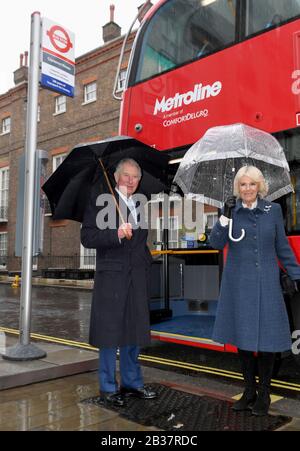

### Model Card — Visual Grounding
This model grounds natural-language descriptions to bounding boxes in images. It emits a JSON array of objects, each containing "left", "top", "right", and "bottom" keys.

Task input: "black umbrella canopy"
[{"left": 42, "top": 136, "right": 170, "bottom": 222}]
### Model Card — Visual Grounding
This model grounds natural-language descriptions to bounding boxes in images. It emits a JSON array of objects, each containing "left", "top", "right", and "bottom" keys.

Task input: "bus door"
[{"left": 147, "top": 192, "right": 221, "bottom": 341}]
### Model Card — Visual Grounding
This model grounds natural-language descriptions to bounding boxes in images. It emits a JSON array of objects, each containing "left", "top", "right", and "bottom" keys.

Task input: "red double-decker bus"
[{"left": 118, "top": 0, "right": 300, "bottom": 356}]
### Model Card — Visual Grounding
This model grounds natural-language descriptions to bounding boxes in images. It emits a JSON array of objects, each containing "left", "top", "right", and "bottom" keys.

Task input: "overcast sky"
[{"left": 0, "top": 0, "right": 159, "bottom": 95}]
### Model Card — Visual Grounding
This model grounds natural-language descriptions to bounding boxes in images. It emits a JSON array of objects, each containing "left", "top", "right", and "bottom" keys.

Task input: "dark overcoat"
[
  {"left": 210, "top": 198, "right": 300, "bottom": 352},
  {"left": 81, "top": 189, "right": 152, "bottom": 348}
]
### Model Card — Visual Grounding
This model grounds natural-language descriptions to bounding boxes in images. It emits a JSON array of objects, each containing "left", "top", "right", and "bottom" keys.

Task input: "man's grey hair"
[{"left": 114, "top": 158, "right": 142, "bottom": 178}]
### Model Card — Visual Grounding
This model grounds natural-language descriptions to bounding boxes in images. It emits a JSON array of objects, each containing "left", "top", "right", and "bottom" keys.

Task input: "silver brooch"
[{"left": 263, "top": 205, "right": 272, "bottom": 213}]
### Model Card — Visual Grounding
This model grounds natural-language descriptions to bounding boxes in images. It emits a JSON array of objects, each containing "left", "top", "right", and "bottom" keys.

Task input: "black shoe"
[
  {"left": 99, "top": 391, "right": 125, "bottom": 407},
  {"left": 120, "top": 386, "right": 157, "bottom": 399},
  {"left": 251, "top": 388, "right": 271, "bottom": 416},
  {"left": 232, "top": 388, "right": 257, "bottom": 411}
]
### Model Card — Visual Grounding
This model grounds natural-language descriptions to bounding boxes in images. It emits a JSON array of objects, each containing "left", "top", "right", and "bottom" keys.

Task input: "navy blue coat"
[
  {"left": 81, "top": 190, "right": 152, "bottom": 348},
  {"left": 210, "top": 198, "right": 300, "bottom": 352}
]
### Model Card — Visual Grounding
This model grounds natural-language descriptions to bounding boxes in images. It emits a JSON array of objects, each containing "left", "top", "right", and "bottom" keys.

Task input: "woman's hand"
[{"left": 224, "top": 196, "right": 236, "bottom": 219}]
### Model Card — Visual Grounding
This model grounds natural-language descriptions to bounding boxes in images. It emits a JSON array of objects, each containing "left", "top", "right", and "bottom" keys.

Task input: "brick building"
[{"left": 0, "top": 4, "right": 152, "bottom": 276}]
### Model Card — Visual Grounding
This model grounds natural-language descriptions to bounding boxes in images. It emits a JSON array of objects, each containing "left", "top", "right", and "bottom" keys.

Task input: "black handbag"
[{"left": 280, "top": 270, "right": 297, "bottom": 297}]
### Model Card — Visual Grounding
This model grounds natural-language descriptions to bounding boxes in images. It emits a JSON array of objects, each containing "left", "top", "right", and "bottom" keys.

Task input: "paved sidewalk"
[
  {"left": 0, "top": 335, "right": 158, "bottom": 431},
  {"left": 0, "top": 335, "right": 300, "bottom": 431},
  {"left": 0, "top": 335, "right": 98, "bottom": 391}
]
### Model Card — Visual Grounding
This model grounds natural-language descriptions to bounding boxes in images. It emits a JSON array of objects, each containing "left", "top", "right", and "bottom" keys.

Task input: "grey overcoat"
[
  {"left": 81, "top": 190, "right": 152, "bottom": 348},
  {"left": 210, "top": 198, "right": 300, "bottom": 352}
]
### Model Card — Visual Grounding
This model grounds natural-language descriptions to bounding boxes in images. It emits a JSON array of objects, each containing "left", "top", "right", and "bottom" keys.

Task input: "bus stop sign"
[{"left": 40, "top": 18, "right": 75, "bottom": 97}]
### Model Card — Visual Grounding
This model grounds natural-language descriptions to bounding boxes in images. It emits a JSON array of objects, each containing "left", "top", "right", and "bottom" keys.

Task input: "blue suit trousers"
[{"left": 99, "top": 345, "right": 144, "bottom": 393}]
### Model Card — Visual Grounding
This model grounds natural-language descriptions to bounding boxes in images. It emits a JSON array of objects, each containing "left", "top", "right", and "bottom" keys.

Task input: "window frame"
[
  {"left": 54, "top": 95, "right": 67, "bottom": 115},
  {"left": 156, "top": 215, "right": 179, "bottom": 249},
  {"left": 52, "top": 153, "right": 67, "bottom": 173},
  {"left": 80, "top": 244, "right": 96, "bottom": 269},
  {"left": 0, "top": 167, "right": 9, "bottom": 222},
  {"left": 83, "top": 82, "right": 97, "bottom": 104},
  {"left": 204, "top": 212, "right": 218, "bottom": 230},
  {"left": 0, "top": 232, "right": 8, "bottom": 269},
  {"left": 116, "top": 69, "right": 127, "bottom": 93},
  {"left": 1, "top": 117, "right": 11, "bottom": 135}
]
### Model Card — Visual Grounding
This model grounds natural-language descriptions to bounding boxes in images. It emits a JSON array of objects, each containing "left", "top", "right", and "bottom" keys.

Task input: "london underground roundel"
[{"left": 47, "top": 25, "right": 73, "bottom": 53}]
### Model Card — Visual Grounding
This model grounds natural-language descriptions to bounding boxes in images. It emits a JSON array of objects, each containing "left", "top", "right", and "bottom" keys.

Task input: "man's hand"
[
  {"left": 118, "top": 223, "right": 133, "bottom": 240},
  {"left": 224, "top": 196, "right": 236, "bottom": 219}
]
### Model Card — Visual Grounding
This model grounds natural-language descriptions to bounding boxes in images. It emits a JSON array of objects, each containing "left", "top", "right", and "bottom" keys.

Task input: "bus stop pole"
[
  {"left": 162, "top": 194, "right": 170, "bottom": 311},
  {"left": 3, "top": 12, "right": 46, "bottom": 361}
]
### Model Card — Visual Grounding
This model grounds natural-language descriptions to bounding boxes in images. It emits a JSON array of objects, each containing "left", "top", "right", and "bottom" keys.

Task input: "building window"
[
  {"left": 116, "top": 70, "right": 127, "bottom": 93},
  {"left": 156, "top": 215, "right": 179, "bottom": 249},
  {"left": 53, "top": 153, "right": 67, "bottom": 172},
  {"left": 0, "top": 167, "right": 9, "bottom": 221},
  {"left": 205, "top": 212, "right": 218, "bottom": 230},
  {"left": 80, "top": 244, "right": 96, "bottom": 269},
  {"left": 54, "top": 95, "right": 66, "bottom": 115},
  {"left": 0, "top": 233, "right": 7, "bottom": 268},
  {"left": 1, "top": 117, "right": 11, "bottom": 135},
  {"left": 83, "top": 82, "right": 97, "bottom": 104}
]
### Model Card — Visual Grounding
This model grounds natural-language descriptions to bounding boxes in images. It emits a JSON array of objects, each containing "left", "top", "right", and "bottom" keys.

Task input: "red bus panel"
[{"left": 121, "top": 20, "right": 300, "bottom": 150}]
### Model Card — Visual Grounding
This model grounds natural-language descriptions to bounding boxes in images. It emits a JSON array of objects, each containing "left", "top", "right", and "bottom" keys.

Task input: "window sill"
[
  {"left": 82, "top": 99, "right": 97, "bottom": 106},
  {"left": 0, "top": 131, "right": 10, "bottom": 136},
  {"left": 53, "top": 110, "right": 66, "bottom": 116}
]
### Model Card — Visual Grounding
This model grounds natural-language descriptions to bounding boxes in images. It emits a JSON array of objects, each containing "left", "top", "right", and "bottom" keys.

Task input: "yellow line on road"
[
  {"left": 1, "top": 326, "right": 300, "bottom": 393},
  {"left": 0, "top": 326, "right": 98, "bottom": 351}
]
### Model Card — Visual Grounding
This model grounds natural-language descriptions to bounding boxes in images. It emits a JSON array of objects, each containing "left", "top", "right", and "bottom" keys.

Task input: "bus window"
[
  {"left": 275, "top": 130, "right": 300, "bottom": 234},
  {"left": 245, "top": 0, "right": 300, "bottom": 37},
  {"left": 133, "top": 0, "right": 237, "bottom": 84}
]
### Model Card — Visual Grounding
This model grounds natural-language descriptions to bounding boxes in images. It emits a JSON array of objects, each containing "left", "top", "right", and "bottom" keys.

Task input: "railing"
[
  {"left": 37, "top": 255, "right": 95, "bottom": 270},
  {"left": 0, "top": 255, "right": 96, "bottom": 276}
]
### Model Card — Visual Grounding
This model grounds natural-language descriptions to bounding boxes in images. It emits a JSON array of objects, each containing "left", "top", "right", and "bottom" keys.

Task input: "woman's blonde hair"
[{"left": 233, "top": 165, "right": 268, "bottom": 198}]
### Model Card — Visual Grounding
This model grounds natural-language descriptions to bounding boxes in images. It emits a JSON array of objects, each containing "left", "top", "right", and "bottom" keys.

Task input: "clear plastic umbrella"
[{"left": 173, "top": 123, "right": 294, "bottom": 241}]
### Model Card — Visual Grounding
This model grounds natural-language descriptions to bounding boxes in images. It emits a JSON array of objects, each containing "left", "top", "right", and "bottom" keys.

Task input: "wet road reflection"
[{"left": 0, "top": 284, "right": 91, "bottom": 343}]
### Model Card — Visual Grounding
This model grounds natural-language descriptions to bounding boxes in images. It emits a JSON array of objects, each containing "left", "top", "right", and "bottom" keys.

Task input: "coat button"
[
  {"left": 254, "top": 236, "right": 257, "bottom": 239},
  {"left": 254, "top": 249, "right": 258, "bottom": 253},
  {"left": 256, "top": 263, "right": 259, "bottom": 267}
]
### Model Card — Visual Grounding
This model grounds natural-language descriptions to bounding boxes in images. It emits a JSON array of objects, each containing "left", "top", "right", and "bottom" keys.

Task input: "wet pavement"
[
  {"left": 0, "top": 284, "right": 91, "bottom": 342},
  {"left": 1, "top": 283, "right": 300, "bottom": 392},
  {"left": 0, "top": 282, "right": 300, "bottom": 431},
  {"left": 0, "top": 334, "right": 155, "bottom": 431},
  {"left": 0, "top": 334, "right": 300, "bottom": 431}
]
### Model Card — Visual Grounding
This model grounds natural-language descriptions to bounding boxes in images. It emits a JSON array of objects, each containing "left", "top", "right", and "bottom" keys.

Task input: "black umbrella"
[{"left": 42, "top": 136, "right": 170, "bottom": 222}]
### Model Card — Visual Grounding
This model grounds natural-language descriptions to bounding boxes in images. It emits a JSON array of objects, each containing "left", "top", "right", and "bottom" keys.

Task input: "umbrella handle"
[
  {"left": 228, "top": 219, "right": 245, "bottom": 242},
  {"left": 98, "top": 158, "right": 131, "bottom": 240}
]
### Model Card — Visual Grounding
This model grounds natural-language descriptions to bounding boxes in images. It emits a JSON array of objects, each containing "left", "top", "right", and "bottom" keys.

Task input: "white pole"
[{"left": 3, "top": 12, "right": 46, "bottom": 361}]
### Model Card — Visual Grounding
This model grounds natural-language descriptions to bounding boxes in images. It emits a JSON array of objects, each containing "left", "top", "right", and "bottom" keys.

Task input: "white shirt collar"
[
  {"left": 242, "top": 199, "right": 258, "bottom": 210},
  {"left": 115, "top": 187, "right": 134, "bottom": 206},
  {"left": 115, "top": 187, "right": 137, "bottom": 223}
]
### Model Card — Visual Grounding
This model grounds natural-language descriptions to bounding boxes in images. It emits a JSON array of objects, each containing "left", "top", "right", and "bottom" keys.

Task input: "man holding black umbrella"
[{"left": 81, "top": 158, "right": 157, "bottom": 407}]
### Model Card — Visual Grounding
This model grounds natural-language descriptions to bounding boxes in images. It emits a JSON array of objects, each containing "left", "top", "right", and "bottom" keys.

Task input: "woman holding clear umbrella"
[{"left": 210, "top": 165, "right": 300, "bottom": 416}]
